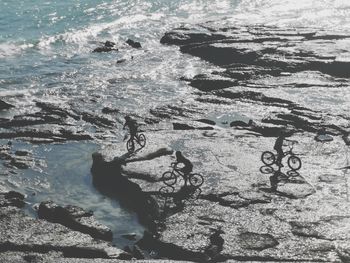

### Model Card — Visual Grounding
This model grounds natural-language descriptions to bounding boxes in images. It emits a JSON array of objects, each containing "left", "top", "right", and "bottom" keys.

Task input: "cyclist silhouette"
[
  {"left": 274, "top": 131, "right": 296, "bottom": 167},
  {"left": 123, "top": 116, "right": 137, "bottom": 141},
  {"left": 274, "top": 132, "right": 286, "bottom": 167},
  {"left": 172, "top": 151, "right": 193, "bottom": 185}
]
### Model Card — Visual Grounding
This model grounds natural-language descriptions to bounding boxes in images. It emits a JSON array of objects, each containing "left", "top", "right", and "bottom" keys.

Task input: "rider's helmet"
[{"left": 124, "top": 115, "right": 131, "bottom": 121}]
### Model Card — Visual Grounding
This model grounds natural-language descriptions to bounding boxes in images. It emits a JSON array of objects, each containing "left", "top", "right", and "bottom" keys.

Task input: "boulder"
[{"left": 126, "top": 39, "right": 142, "bottom": 49}]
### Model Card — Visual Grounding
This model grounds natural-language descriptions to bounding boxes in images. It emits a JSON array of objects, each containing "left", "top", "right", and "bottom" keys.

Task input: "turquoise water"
[{"left": 1, "top": 0, "right": 350, "bottom": 249}]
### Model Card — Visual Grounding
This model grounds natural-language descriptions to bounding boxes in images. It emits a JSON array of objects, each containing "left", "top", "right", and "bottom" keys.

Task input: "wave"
[
  {"left": 232, "top": 0, "right": 350, "bottom": 31},
  {"left": 36, "top": 13, "right": 164, "bottom": 53},
  {"left": 0, "top": 42, "right": 34, "bottom": 58}
]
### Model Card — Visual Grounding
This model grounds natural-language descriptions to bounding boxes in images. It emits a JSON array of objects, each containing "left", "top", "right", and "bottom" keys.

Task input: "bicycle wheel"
[
  {"left": 189, "top": 173, "right": 204, "bottom": 187},
  {"left": 162, "top": 171, "right": 177, "bottom": 186},
  {"left": 126, "top": 139, "right": 134, "bottom": 153},
  {"left": 261, "top": 151, "right": 275, "bottom": 166},
  {"left": 137, "top": 133, "right": 146, "bottom": 147},
  {"left": 288, "top": 155, "right": 301, "bottom": 171}
]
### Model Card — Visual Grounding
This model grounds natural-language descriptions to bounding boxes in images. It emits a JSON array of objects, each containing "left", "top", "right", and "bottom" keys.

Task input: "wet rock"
[
  {"left": 38, "top": 201, "right": 113, "bottom": 242},
  {"left": 150, "top": 104, "right": 201, "bottom": 120},
  {"left": 0, "top": 206, "right": 130, "bottom": 259},
  {"left": 196, "top": 119, "right": 216, "bottom": 126},
  {"left": 14, "top": 150, "right": 29, "bottom": 156},
  {"left": 0, "top": 129, "right": 92, "bottom": 142},
  {"left": 0, "top": 99, "right": 15, "bottom": 110},
  {"left": 116, "top": 59, "right": 126, "bottom": 64},
  {"left": 238, "top": 232, "right": 279, "bottom": 251},
  {"left": 10, "top": 159, "right": 30, "bottom": 169},
  {"left": 104, "top": 41, "right": 116, "bottom": 48},
  {"left": 126, "top": 39, "right": 142, "bottom": 49},
  {"left": 160, "top": 30, "right": 226, "bottom": 46},
  {"left": 0, "top": 114, "right": 62, "bottom": 128},
  {"left": 173, "top": 122, "right": 214, "bottom": 130},
  {"left": 190, "top": 75, "right": 237, "bottom": 91},
  {"left": 230, "top": 120, "right": 252, "bottom": 127},
  {"left": 0, "top": 191, "right": 25, "bottom": 208},
  {"left": 92, "top": 41, "right": 118, "bottom": 53},
  {"left": 101, "top": 107, "right": 119, "bottom": 114},
  {"left": 36, "top": 101, "right": 80, "bottom": 120},
  {"left": 80, "top": 112, "right": 114, "bottom": 127},
  {"left": 93, "top": 47, "right": 114, "bottom": 53}
]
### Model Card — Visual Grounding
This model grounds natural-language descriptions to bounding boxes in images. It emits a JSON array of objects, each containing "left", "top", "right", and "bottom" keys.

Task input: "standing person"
[
  {"left": 172, "top": 151, "right": 193, "bottom": 186},
  {"left": 123, "top": 116, "right": 137, "bottom": 142}
]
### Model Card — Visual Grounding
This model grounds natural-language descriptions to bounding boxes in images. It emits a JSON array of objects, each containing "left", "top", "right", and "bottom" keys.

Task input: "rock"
[
  {"left": 277, "top": 178, "right": 316, "bottom": 199},
  {"left": 10, "top": 159, "right": 30, "bottom": 169},
  {"left": 190, "top": 76, "right": 237, "bottom": 91},
  {"left": 173, "top": 122, "right": 214, "bottom": 130},
  {"left": 0, "top": 99, "right": 14, "bottom": 110},
  {"left": 238, "top": 232, "right": 279, "bottom": 251},
  {"left": 0, "top": 129, "right": 92, "bottom": 142},
  {"left": 315, "top": 134, "right": 333, "bottom": 142},
  {"left": 104, "top": 41, "right": 116, "bottom": 48},
  {"left": 160, "top": 31, "right": 226, "bottom": 46},
  {"left": 195, "top": 119, "right": 216, "bottom": 126},
  {"left": 117, "top": 59, "right": 126, "bottom": 64},
  {"left": 14, "top": 150, "right": 29, "bottom": 156},
  {"left": 101, "top": 107, "right": 119, "bottom": 114},
  {"left": 93, "top": 46, "right": 117, "bottom": 53},
  {"left": 0, "top": 206, "right": 130, "bottom": 259},
  {"left": 38, "top": 201, "right": 113, "bottom": 242},
  {"left": 36, "top": 101, "right": 80, "bottom": 120},
  {"left": 0, "top": 191, "right": 25, "bottom": 208},
  {"left": 126, "top": 39, "right": 141, "bottom": 49},
  {"left": 80, "top": 112, "right": 114, "bottom": 127},
  {"left": 230, "top": 120, "right": 252, "bottom": 127}
]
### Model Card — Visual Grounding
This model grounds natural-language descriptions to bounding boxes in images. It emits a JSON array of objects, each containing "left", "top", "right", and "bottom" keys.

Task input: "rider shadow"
[
  {"left": 259, "top": 165, "right": 301, "bottom": 193},
  {"left": 158, "top": 185, "right": 202, "bottom": 218}
]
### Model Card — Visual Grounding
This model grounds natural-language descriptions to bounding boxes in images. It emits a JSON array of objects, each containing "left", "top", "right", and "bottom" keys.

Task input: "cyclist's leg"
[
  {"left": 182, "top": 167, "right": 192, "bottom": 186},
  {"left": 276, "top": 149, "right": 283, "bottom": 167}
]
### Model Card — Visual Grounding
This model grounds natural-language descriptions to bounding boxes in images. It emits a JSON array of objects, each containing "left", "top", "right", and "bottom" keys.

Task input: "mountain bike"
[
  {"left": 162, "top": 164, "right": 204, "bottom": 188},
  {"left": 126, "top": 132, "right": 146, "bottom": 153},
  {"left": 261, "top": 141, "right": 301, "bottom": 171}
]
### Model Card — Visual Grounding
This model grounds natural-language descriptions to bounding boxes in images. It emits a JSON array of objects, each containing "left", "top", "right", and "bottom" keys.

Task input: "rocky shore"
[
  {"left": 1, "top": 19, "right": 350, "bottom": 262},
  {"left": 90, "top": 22, "right": 350, "bottom": 262}
]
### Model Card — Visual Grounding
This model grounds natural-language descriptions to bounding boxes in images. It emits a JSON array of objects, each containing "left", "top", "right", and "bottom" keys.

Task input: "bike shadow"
[
  {"left": 158, "top": 185, "right": 202, "bottom": 218},
  {"left": 260, "top": 165, "right": 300, "bottom": 178}
]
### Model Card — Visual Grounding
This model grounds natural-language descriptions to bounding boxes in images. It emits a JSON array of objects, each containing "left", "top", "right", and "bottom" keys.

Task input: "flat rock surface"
[{"left": 0, "top": 205, "right": 129, "bottom": 259}]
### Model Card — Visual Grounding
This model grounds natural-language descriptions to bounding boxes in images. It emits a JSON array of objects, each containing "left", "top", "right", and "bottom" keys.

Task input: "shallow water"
[{"left": 1, "top": 0, "right": 350, "bottom": 249}]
